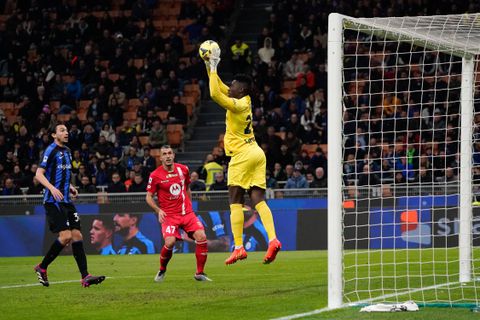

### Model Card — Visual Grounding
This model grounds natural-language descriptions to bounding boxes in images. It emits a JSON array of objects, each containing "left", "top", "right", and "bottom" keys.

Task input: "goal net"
[{"left": 327, "top": 13, "right": 480, "bottom": 309}]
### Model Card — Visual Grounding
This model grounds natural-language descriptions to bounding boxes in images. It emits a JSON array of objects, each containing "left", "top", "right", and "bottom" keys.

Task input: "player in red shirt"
[{"left": 146, "top": 145, "right": 211, "bottom": 282}]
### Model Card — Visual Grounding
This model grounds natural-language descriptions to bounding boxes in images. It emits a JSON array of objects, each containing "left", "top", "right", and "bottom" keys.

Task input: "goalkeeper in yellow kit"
[{"left": 205, "top": 46, "right": 281, "bottom": 265}]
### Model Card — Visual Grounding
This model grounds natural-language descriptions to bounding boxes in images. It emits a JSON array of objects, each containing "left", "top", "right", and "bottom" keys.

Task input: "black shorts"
[{"left": 44, "top": 202, "right": 81, "bottom": 233}]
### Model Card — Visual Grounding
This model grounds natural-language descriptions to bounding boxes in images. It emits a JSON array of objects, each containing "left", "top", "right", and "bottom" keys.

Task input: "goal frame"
[{"left": 327, "top": 12, "right": 475, "bottom": 309}]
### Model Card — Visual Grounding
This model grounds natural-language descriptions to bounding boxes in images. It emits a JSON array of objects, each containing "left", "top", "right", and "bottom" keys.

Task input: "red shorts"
[{"left": 162, "top": 212, "right": 204, "bottom": 240}]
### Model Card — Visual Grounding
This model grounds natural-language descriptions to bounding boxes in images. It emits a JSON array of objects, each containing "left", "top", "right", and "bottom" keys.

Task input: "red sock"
[
  {"left": 160, "top": 245, "right": 173, "bottom": 271},
  {"left": 195, "top": 240, "right": 208, "bottom": 274}
]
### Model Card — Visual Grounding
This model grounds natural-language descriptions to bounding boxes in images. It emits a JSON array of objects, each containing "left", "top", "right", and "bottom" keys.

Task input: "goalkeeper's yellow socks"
[
  {"left": 230, "top": 203, "right": 244, "bottom": 247},
  {"left": 255, "top": 201, "right": 277, "bottom": 241}
]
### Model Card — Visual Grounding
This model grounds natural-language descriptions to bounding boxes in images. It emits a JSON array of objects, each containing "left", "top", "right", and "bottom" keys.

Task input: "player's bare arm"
[{"left": 145, "top": 191, "right": 166, "bottom": 223}]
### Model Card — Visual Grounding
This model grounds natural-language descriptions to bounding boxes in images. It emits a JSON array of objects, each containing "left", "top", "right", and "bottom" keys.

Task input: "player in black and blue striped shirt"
[{"left": 33, "top": 124, "right": 105, "bottom": 287}]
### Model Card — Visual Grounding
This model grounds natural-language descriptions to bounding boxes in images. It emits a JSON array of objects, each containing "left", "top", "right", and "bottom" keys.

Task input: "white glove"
[
  {"left": 211, "top": 46, "right": 221, "bottom": 59},
  {"left": 210, "top": 57, "right": 221, "bottom": 72}
]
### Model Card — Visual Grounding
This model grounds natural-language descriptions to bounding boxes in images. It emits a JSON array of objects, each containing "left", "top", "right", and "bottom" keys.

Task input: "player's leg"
[
  {"left": 225, "top": 185, "right": 248, "bottom": 265},
  {"left": 71, "top": 228, "right": 106, "bottom": 287},
  {"left": 155, "top": 236, "right": 176, "bottom": 282},
  {"left": 250, "top": 187, "right": 277, "bottom": 241},
  {"left": 63, "top": 203, "right": 105, "bottom": 287},
  {"left": 191, "top": 230, "right": 211, "bottom": 281},
  {"left": 156, "top": 217, "right": 180, "bottom": 282},
  {"left": 160, "top": 236, "right": 176, "bottom": 271},
  {"left": 249, "top": 146, "right": 281, "bottom": 264},
  {"left": 229, "top": 185, "right": 246, "bottom": 248},
  {"left": 250, "top": 187, "right": 282, "bottom": 264},
  {"left": 71, "top": 229, "right": 88, "bottom": 279},
  {"left": 34, "top": 203, "right": 72, "bottom": 286}
]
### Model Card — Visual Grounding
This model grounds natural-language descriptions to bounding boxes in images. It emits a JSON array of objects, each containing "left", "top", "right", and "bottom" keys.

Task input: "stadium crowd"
[{"left": 1, "top": 0, "right": 480, "bottom": 196}]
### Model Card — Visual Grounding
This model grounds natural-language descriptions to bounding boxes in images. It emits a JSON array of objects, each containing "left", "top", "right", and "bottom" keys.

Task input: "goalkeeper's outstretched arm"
[
  {"left": 209, "top": 71, "right": 243, "bottom": 112},
  {"left": 206, "top": 49, "right": 244, "bottom": 113},
  {"left": 205, "top": 61, "right": 229, "bottom": 95}
]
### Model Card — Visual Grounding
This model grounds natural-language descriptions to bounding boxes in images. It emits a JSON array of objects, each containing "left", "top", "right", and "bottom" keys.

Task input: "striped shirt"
[{"left": 39, "top": 142, "right": 73, "bottom": 203}]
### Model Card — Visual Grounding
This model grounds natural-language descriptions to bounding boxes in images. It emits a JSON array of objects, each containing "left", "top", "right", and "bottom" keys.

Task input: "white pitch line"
[
  {"left": 0, "top": 273, "right": 216, "bottom": 289},
  {"left": 271, "top": 280, "right": 460, "bottom": 320},
  {"left": 270, "top": 306, "right": 333, "bottom": 320},
  {"left": 1, "top": 279, "right": 84, "bottom": 289},
  {"left": 351, "top": 280, "right": 458, "bottom": 305},
  {"left": 0, "top": 276, "right": 137, "bottom": 289}
]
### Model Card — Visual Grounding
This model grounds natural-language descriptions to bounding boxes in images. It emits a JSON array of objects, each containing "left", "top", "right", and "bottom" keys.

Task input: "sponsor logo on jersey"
[
  {"left": 169, "top": 183, "right": 181, "bottom": 196},
  {"left": 166, "top": 173, "right": 178, "bottom": 178},
  {"left": 56, "top": 164, "right": 72, "bottom": 170}
]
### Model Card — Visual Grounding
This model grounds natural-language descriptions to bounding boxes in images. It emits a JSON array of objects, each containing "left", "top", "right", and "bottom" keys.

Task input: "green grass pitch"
[{"left": 0, "top": 251, "right": 476, "bottom": 319}]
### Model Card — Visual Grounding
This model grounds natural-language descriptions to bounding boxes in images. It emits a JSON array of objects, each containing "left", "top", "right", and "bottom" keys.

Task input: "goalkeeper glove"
[
  {"left": 211, "top": 46, "right": 221, "bottom": 59},
  {"left": 210, "top": 56, "right": 220, "bottom": 73},
  {"left": 210, "top": 46, "right": 221, "bottom": 72}
]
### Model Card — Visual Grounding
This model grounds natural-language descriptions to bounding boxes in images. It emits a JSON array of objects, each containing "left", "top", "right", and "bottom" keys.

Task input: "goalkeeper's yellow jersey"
[{"left": 208, "top": 71, "right": 256, "bottom": 156}]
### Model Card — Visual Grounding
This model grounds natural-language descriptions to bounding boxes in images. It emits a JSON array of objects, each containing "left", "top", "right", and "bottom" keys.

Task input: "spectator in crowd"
[
  {"left": 284, "top": 168, "right": 308, "bottom": 189},
  {"left": 167, "top": 95, "right": 188, "bottom": 125},
  {"left": 358, "top": 164, "right": 381, "bottom": 187},
  {"left": 438, "top": 167, "right": 458, "bottom": 184},
  {"left": 284, "top": 53, "right": 305, "bottom": 80},
  {"left": 309, "top": 167, "right": 327, "bottom": 188},
  {"left": 285, "top": 164, "right": 294, "bottom": 180},
  {"left": 141, "top": 147, "right": 157, "bottom": 174},
  {"left": 132, "top": 160, "right": 148, "bottom": 180},
  {"left": 99, "top": 123, "right": 116, "bottom": 144},
  {"left": 272, "top": 162, "right": 287, "bottom": 182},
  {"left": 96, "top": 161, "right": 109, "bottom": 186},
  {"left": 209, "top": 172, "right": 228, "bottom": 191},
  {"left": 78, "top": 176, "right": 97, "bottom": 194},
  {"left": 277, "top": 144, "right": 294, "bottom": 169},
  {"left": 1, "top": 177, "right": 22, "bottom": 195},
  {"left": 92, "top": 135, "right": 112, "bottom": 160},
  {"left": 124, "top": 171, "right": 136, "bottom": 191},
  {"left": 108, "top": 172, "right": 128, "bottom": 193},
  {"left": 230, "top": 38, "right": 251, "bottom": 74},
  {"left": 128, "top": 173, "right": 148, "bottom": 192},
  {"left": 74, "top": 164, "right": 89, "bottom": 187},
  {"left": 27, "top": 176, "right": 44, "bottom": 195},
  {"left": 266, "top": 170, "right": 278, "bottom": 189},
  {"left": 11, "top": 164, "right": 26, "bottom": 188},
  {"left": 258, "top": 37, "right": 275, "bottom": 64},
  {"left": 123, "top": 147, "right": 141, "bottom": 171},
  {"left": 199, "top": 154, "right": 223, "bottom": 187},
  {"left": 190, "top": 171, "right": 206, "bottom": 191},
  {"left": 149, "top": 120, "right": 167, "bottom": 148}
]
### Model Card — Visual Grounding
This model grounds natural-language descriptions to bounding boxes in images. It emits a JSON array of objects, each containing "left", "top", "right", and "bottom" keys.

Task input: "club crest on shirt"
[{"left": 169, "top": 183, "right": 181, "bottom": 196}]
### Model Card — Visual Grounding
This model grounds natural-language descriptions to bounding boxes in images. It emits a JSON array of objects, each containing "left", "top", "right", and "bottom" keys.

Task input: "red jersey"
[{"left": 146, "top": 163, "right": 193, "bottom": 216}]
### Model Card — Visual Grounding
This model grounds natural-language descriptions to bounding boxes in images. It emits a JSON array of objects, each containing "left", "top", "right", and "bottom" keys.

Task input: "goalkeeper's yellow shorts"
[{"left": 227, "top": 145, "right": 266, "bottom": 190}]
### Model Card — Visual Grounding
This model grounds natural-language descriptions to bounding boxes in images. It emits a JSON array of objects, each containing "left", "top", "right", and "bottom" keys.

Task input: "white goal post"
[{"left": 328, "top": 13, "right": 480, "bottom": 309}]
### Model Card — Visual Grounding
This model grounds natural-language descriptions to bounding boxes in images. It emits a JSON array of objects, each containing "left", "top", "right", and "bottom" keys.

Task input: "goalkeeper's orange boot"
[
  {"left": 225, "top": 247, "right": 247, "bottom": 265},
  {"left": 263, "top": 238, "right": 281, "bottom": 264}
]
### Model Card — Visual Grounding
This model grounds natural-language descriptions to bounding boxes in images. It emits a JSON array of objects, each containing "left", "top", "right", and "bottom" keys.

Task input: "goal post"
[
  {"left": 328, "top": 13, "right": 479, "bottom": 308},
  {"left": 327, "top": 12, "right": 345, "bottom": 310},
  {"left": 459, "top": 57, "right": 474, "bottom": 284}
]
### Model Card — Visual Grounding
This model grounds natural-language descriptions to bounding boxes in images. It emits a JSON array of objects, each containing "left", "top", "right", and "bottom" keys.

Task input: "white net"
[{"left": 339, "top": 13, "right": 480, "bottom": 306}]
